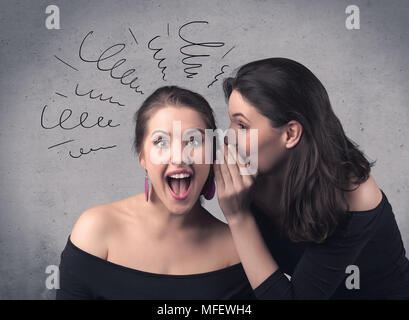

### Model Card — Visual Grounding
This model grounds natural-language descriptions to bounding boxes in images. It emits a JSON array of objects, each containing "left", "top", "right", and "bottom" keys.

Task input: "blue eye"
[{"left": 154, "top": 137, "right": 169, "bottom": 148}]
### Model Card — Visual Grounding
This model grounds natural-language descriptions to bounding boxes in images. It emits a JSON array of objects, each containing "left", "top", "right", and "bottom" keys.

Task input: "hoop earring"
[{"left": 145, "top": 170, "right": 149, "bottom": 202}]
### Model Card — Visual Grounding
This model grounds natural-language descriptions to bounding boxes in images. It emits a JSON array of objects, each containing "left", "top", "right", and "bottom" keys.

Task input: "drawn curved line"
[
  {"left": 207, "top": 65, "right": 229, "bottom": 88},
  {"left": 148, "top": 36, "right": 167, "bottom": 81},
  {"left": 178, "top": 21, "right": 225, "bottom": 79}
]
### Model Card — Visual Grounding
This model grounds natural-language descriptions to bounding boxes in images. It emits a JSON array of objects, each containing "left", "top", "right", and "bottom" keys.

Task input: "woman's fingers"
[
  {"left": 219, "top": 147, "right": 233, "bottom": 187},
  {"left": 215, "top": 143, "right": 258, "bottom": 199},
  {"left": 226, "top": 144, "right": 244, "bottom": 188},
  {"left": 213, "top": 144, "right": 257, "bottom": 219},
  {"left": 213, "top": 149, "right": 225, "bottom": 191},
  {"left": 226, "top": 144, "right": 258, "bottom": 189}
]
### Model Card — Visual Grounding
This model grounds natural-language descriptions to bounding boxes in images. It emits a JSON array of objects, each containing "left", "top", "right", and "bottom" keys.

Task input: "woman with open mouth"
[{"left": 56, "top": 86, "right": 254, "bottom": 299}]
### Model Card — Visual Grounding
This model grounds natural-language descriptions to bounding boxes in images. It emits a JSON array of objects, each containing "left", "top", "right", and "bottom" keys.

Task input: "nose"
[
  {"left": 170, "top": 148, "right": 182, "bottom": 164},
  {"left": 170, "top": 143, "right": 192, "bottom": 165}
]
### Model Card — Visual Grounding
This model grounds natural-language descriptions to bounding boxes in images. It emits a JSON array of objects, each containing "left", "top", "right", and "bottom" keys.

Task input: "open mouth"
[{"left": 166, "top": 172, "right": 193, "bottom": 200}]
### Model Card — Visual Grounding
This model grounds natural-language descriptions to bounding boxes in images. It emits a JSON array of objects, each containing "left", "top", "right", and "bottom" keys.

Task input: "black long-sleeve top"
[
  {"left": 55, "top": 235, "right": 255, "bottom": 300},
  {"left": 251, "top": 189, "right": 409, "bottom": 299}
]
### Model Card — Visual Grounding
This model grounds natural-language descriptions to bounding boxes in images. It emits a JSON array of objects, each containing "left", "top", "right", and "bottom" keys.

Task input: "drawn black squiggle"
[
  {"left": 147, "top": 36, "right": 167, "bottom": 81},
  {"left": 178, "top": 21, "right": 225, "bottom": 79},
  {"left": 69, "top": 144, "right": 117, "bottom": 159},
  {"left": 40, "top": 105, "right": 120, "bottom": 130},
  {"left": 207, "top": 65, "right": 229, "bottom": 88},
  {"left": 75, "top": 83, "right": 125, "bottom": 107},
  {"left": 78, "top": 31, "right": 144, "bottom": 95}
]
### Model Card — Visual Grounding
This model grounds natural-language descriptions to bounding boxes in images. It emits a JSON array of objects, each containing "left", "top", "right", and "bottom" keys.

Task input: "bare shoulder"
[
  {"left": 70, "top": 193, "right": 147, "bottom": 260},
  {"left": 70, "top": 200, "right": 124, "bottom": 259},
  {"left": 344, "top": 174, "right": 383, "bottom": 212}
]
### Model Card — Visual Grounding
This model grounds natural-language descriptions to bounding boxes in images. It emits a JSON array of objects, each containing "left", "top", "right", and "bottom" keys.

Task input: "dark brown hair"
[
  {"left": 223, "top": 58, "right": 376, "bottom": 243},
  {"left": 133, "top": 85, "right": 217, "bottom": 201}
]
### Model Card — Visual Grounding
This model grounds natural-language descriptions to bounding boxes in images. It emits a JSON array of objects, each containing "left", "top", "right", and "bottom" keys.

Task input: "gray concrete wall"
[{"left": 0, "top": 0, "right": 408, "bottom": 299}]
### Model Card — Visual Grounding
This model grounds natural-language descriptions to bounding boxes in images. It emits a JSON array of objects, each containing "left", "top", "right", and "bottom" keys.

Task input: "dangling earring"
[
  {"left": 145, "top": 170, "right": 149, "bottom": 202},
  {"left": 202, "top": 178, "right": 216, "bottom": 200}
]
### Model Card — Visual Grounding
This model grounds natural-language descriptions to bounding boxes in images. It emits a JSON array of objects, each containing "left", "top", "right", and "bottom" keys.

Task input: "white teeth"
[{"left": 168, "top": 173, "right": 191, "bottom": 179}]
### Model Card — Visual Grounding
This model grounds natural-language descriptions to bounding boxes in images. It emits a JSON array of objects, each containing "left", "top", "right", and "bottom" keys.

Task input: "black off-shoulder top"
[
  {"left": 251, "top": 189, "right": 409, "bottom": 299},
  {"left": 56, "top": 189, "right": 409, "bottom": 300},
  {"left": 55, "top": 235, "right": 255, "bottom": 300}
]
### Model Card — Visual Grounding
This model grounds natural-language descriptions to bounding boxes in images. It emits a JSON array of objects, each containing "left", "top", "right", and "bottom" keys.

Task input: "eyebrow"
[
  {"left": 150, "top": 130, "right": 170, "bottom": 137},
  {"left": 232, "top": 113, "right": 250, "bottom": 122},
  {"left": 184, "top": 128, "right": 205, "bottom": 135},
  {"left": 150, "top": 128, "right": 206, "bottom": 137}
]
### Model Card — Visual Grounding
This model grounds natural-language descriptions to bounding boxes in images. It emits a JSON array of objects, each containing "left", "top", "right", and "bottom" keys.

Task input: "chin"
[{"left": 167, "top": 203, "right": 195, "bottom": 215}]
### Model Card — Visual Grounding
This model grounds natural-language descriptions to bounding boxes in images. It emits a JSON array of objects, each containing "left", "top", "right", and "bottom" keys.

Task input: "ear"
[
  {"left": 284, "top": 120, "right": 303, "bottom": 149},
  {"left": 139, "top": 151, "right": 146, "bottom": 170}
]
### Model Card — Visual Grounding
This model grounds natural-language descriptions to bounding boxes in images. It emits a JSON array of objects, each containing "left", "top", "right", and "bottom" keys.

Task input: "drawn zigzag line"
[
  {"left": 179, "top": 45, "right": 211, "bottom": 79},
  {"left": 208, "top": 65, "right": 229, "bottom": 88},
  {"left": 148, "top": 36, "right": 167, "bottom": 81},
  {"left": 75, "top": 84, "right": 125, "bottom": 107}
]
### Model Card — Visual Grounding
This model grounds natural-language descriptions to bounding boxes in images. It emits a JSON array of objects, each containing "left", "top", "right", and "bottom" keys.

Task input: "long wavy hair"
[{"left": 223, "top": 58, "right": 376, "bottom": 243}]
